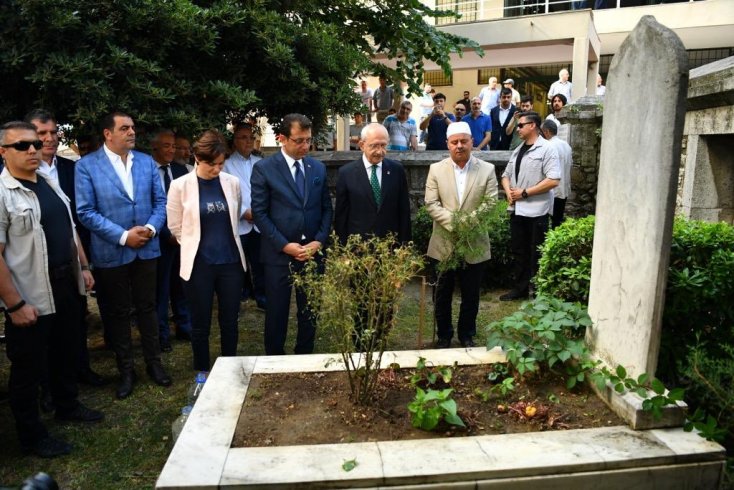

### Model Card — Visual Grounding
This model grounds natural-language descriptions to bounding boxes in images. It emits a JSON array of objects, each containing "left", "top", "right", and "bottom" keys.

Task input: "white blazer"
[{"left": 166, "top": 171, "right": 247, "bottom": 281}]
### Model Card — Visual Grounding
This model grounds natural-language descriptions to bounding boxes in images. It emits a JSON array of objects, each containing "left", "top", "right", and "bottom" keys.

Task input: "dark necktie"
[
  {"left": 161, "top": 164, "right": 171, "bottom": 193},
  {"left": 370, "top": 164, "right": 381, "bottom": 206},
  {"left": 294, "top": 160, "right": 305, "bottom": 200}
]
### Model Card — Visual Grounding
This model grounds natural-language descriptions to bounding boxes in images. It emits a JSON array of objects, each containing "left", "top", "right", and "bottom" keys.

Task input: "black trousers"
[
  {"left": 6, "top": 269, "right": 81, "bottom": 447},
  {"left": 551, "top": 197, "right": 567, "bottom": 229},
  {"left": 510, "top": 213, "right": 549, "bottom": 293},
  {"left": 240, "top": 231, "right": 266, "bottom": 302},
  {"left": 263, "top": 261, "right": 317, "bottom": 355},
  {"left": 95, "top": 258, "right": 160, "bottom": 373},
  {"left": 183, "top": 258, "right": 244, "bottom": 372},
  {"left": 433, "top": 259, "right": 488, "bottom": 342},
  {"left": 156, "top": 242, "right": 191, "bottom": 343}
]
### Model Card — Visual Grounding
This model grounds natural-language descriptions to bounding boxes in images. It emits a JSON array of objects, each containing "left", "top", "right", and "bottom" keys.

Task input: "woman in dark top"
[{"left": 166, "top": 130, "right": 247, "bottom": 372}]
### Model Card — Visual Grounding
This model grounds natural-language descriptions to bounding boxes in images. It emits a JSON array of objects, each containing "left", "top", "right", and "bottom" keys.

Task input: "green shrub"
[{"left": 411, "top": 201, "right": 513, "bottom": 289}]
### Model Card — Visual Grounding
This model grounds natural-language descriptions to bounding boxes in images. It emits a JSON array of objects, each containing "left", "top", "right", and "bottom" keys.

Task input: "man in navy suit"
[
  {"left": 76, "top": 112, "right": 172, "bottom": 399},
  {"left": 150, "top": 129, "right": 191, "bottom": 353},
  {"left": 489, "top": 88, "right": 517, "bottom": 151},
  {"left": 335, "top": 123, "right": 411, "bottom": 244},
  {"left": 251, "top": 114, "right": 333, "bottom": 355}
]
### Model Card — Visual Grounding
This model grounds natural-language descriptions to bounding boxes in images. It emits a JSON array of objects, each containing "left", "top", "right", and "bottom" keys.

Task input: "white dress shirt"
[
  {"left": 362, "top": 155, "right": 382, "bottom": 186},
  {"left": 224, "top": 151, "right": 262, "bottom": 235},
  {"left": 36, "top": 156, "right": 59, "bottom": 183},
  {"left": 452, "top": 159, "right": 471, "bottom": 206}
]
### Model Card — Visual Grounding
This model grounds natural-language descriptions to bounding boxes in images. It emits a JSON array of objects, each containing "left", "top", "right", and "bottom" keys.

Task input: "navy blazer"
[
  {"left": 251, "top": 151, "right": 333, "bottom": 266},
  {"left": 55, "top": 155, "right": 91, "bottom": 255},
  {"left": 334, "top": 157, "right": 411, "bottom": 245},
  {"left": 489, "top": 104, "right": 517, "bottom": 151},
  {"left": 75, "top": 147, "right": 167, "bottom": 268}
]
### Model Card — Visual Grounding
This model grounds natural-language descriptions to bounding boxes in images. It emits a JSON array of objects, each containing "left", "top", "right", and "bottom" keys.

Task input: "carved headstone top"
[{"left": 586, "top": 16, "right": 688, "bottom": 378}]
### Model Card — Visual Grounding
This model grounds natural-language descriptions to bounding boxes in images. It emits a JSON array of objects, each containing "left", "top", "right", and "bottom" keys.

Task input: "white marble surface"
[
  {"left": 156, "top": 350, "right": 725, "bottom": 489},
  {"left": 587, "top": 17, "right": 688, "bottom": 379}
]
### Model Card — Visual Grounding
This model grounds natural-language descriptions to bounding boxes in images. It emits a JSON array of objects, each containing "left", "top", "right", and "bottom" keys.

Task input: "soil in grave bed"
[{"left": 232, "top": 364, "right": 625, "bottom": 447}]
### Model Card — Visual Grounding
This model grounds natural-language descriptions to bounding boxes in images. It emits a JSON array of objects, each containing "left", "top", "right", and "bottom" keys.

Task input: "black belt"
[{"left": 49, "top": 263, "right": 73, "bottom": 280}]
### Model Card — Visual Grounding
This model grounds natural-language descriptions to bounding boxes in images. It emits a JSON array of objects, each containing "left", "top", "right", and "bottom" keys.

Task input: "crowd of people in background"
[{"left": 0, "top": 66, "right": 600, "bottom": 458}]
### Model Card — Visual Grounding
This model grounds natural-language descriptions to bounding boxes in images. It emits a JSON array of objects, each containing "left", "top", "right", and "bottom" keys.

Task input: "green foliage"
[
  {"left": 535, "top": 215, "right": 595, "bottom": 302},
  {"left": 411, "top": 207, "right": 434, "bottom": 256},
  {"left": 485, "top": 296, "right": 592, "bottom": 378},
  {"left": 0, "top": 0, "right": 479, "bottom": 137},
  {"left": 482, "top": 200, "right": 514, "bottom": 289},
  {"left": 437, "top": 195, "right": 498, "bottom": 274},
  {"left": 408, "top": 387, "right": 465, "bottom": 431},
  {"left": 293, "top": 233, "right": 423, "bottom": 405},
  {"left": 409, "top": 356, "right": 455, "bottom": 388}
]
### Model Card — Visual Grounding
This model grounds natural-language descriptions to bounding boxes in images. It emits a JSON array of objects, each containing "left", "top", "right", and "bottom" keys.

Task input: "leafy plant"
[
  {"left": 409, "top": 356, "right": 454, "bottom": 388},
  {"left": 294, "top": 233, "right": 423, "bottom": 405},
  {"left": 408, "top": 387, "right": 465, "bottom": 431}
]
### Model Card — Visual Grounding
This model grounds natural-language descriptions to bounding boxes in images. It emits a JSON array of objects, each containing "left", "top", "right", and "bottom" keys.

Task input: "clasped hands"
[
  {"left": 125, "top": 225, "right": 154, "bottom": 249},
  {"left": 506, "top": 187, "right": 526, "bottom": 206},
  {"left": 283, "top": 241, "right": 321, "bottom": 262}
]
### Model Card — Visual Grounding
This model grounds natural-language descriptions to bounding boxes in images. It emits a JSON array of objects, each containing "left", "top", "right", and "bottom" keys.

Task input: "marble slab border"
[{"left": 156, "top": 349, "right": 725, "bottom": 489}]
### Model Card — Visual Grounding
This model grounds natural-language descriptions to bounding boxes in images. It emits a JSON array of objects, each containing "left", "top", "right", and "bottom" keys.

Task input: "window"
[
  {"left": 436, "top": 0, "right": 478, "bottom": 25},
  {"left": 424, "top": 70, "right": 453, "bottom": 87},
  {"left": 477, "top": 68, "right": 501, "bottom": 85}
]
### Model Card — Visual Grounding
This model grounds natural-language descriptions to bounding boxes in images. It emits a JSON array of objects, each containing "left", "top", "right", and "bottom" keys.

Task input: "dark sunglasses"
[
  {"left": 2, "top": 140, "right": 43, "bottom": 151},
  {"left": 517, "top": 122, "right": 534, "bottom": 129}
]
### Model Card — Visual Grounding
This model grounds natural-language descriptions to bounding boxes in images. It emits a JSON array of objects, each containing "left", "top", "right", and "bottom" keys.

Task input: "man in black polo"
[{"left": 0, "top": 121, "right": 103, "bottom": 458}]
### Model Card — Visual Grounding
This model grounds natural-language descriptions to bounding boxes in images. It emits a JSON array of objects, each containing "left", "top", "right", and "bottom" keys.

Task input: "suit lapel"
[
  {"left": 132, "top": 153, "right": 149, "bottom": 204},
  {"left": 276, "top": 153, "right": 302, "bottom": 205},
  {"left": 358, "top": 160, "right": 378, "bottom": 209},
  {"left": 441, "top": 159, "right": 460, "bottom": 210},
  {"left": 97, "top": 149, "right": 132, "bottom": 202}
]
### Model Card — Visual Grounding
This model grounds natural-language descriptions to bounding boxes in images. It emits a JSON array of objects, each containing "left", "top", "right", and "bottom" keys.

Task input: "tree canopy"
[{"left": 0, "top": 0, "right": 479, "bottom": 138}]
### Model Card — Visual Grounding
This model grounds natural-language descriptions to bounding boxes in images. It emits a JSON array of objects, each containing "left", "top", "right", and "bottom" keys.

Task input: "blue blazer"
[
  {"left": 251, "top": 151, "right": 333, "bottom": 266},
  {"left": 75, "top": 147, "right": 167, "bottom": 268}
]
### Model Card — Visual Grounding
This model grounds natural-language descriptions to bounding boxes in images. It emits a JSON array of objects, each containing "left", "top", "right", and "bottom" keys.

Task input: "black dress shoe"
[
  {"left": 175, "top": 329, "right": 192, "bottom": 341},
  {"left": 23, "top": 435, "right": 72, "bottom": 459},
  {"left": 160, "top": 339, "right": 173, "bottom": 353},
  {"left": 460, "top": 338, "right": 476, "bottom": 348},
  {"left": 499, "top": 289, "right": 529, "bottom": 302},
  {"left": 56, "top": 402, "right": 104, "bottom": 423},
  {"left": 78, "top": 368, "right": 108, "bottom": 387},
  {"left": 435, "top": 338, "right": 452, "bottom": 349},
  {"left": 146, "top": 364, "right": 172, "bottom": 387},
  {"left": 116, "top": 372, "right": 137, "bottom": 400}
]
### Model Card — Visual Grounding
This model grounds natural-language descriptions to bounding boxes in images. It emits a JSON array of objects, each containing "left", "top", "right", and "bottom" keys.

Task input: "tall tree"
[{"left": 0, "top": 0, "right": 478, "bottom": 137}]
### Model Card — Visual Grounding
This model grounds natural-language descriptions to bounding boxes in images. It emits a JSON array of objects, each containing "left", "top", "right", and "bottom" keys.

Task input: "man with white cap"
[
  {"left": 503, "top": 78, "right": 521, "bottom": 105},
  {"left": 425, "top": 122, "right": 498, "bottom": 349}
]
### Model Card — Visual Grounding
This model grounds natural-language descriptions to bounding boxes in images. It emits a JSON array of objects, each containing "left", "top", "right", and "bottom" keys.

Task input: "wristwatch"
[{"left": 521, "top": 189, "right": 528, "bottom": 199}]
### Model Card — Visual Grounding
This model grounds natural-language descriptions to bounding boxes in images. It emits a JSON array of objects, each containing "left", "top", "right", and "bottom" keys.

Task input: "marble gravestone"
[{"left": 587, "top": 16, "right": 688, "bottom": 379}]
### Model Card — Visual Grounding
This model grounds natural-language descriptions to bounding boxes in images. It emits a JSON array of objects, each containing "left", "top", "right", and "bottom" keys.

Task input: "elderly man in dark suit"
[
  {"left": 251, "top": 114, "right": 333, "bottom": 355},
  {"left": 335, "top": 123, "right": 411, "bottom": 244}
]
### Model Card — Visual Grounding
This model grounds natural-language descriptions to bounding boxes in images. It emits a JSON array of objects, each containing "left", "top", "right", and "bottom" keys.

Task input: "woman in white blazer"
[{"left": 167, "top": 130, "right": 247, "bottom": 372}]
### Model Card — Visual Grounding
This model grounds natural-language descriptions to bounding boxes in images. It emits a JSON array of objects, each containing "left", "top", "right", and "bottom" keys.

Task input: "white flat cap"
[{"left": 446, "top": 121, "right": 472, "bottom": 138}]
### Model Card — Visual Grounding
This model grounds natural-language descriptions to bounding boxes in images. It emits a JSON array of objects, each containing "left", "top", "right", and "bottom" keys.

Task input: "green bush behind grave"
[
  {"left": 536, "top": 216, "right": 734, "bottom": 347},
  {"left": 411, "top": 201, "right": 513, "bottom": 289}
]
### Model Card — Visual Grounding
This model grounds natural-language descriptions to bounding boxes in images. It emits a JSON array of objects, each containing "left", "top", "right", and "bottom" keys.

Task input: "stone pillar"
[
  {"left": 558, "top": 95, "right": 604, "bottom": 218},
  {"left": 586, "top": 16, "right": 688, "bottom": 379},
  {"left": 335, "top": 116, "right": 349, "bottom": 151}
]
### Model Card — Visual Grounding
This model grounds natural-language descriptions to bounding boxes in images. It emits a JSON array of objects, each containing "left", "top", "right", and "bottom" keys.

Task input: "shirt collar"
[
  {"left": 281, "top": 148, "right": 299, "bottom": 167},
  {"left": 452, "top": 158, "right": 471, "bottom": 172},
  {"left": 103, "top": 143, "right": 134, "bottom": 165},
  {"left": 362, "top": 155, "right": 381, "bottom": 169}
]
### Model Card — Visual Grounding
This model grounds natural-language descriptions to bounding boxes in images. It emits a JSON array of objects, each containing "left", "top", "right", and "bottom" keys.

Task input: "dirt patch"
[{"left": 232, "top": 365, "right": 624, "bottom": 447}]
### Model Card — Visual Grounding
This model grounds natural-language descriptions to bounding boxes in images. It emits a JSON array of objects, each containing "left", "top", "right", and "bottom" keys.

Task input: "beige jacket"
[
  {"left": 166, "top": 171, "right": 247, "bottom": 281},
  {"left": 424, "top": 155, "right": 498, "bottom": 264}
]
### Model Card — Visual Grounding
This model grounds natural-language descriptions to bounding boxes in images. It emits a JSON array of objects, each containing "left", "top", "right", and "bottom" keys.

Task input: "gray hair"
[{"left": 360, "top": 122, "right": 388, "bottom": 141}]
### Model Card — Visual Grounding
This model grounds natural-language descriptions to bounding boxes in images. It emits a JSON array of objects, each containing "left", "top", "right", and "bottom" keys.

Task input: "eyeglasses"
[
  {"left": 517, "top": 122, "right": 534, "bottom": 129},
  {"left": 366, "top": 143, "right": 388, "bottom": 150},
  {"left": 287, "top": 137, "right": 313, "bottom": 145},
  {"left": 1, "top": 140, "right": 43, "bottom": 151}
]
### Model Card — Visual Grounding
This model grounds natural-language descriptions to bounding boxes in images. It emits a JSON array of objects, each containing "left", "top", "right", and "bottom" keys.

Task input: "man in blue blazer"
[
  {"left": 335, "top": 123, "right": 411, "bottom": 244},
  {"left": 75, "top": 112, "right": 172, "bottom": 399},
  {"left": 489, "top": 88, "right": 517, "bottom": 151},
  {"left": 251, "top": 114, "right": 333, "bottom": 355}
]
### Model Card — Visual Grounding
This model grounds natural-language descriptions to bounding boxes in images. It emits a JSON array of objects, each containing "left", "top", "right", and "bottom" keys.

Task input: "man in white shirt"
[
  {"left": 357, "top": 80, "right": 374, "bottom": 122},
  {"left": 547, "top": 68, "right": 573, "bottom": 102},
  {"left": 596, "top": 74, "right": 606, "bottom": 96},
  {"left": 223, "top": 122, "right": 265, "bottom": 309},
  {"left": 425, "top": 122, "right": 498, "bottom": 348},
  {"left": 542, "top": 120, "right": 573, "bottom": 229},
  {"left": 478, "top": 77, "right": 501, "bottom": 115}
]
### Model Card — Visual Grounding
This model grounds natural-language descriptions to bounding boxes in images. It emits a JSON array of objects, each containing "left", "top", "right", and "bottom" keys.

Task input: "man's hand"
[
  {"left": 10, "top": 304, "right": 39, "bottom": 327},
  {"left": 82, "top": 270, "right": 95, "bottom": 291},
  {"left": 126, "top": 226, "right": 152, "bottom": 249},
  {"left": 283, "top": 242, "right": 307, "bottom": 261},
  {"left": 509, "top": 187, "right": 525, "bottom": 203},
  {"left": 302, "top": 241, "right": 322, "bottom": 260},
  {"left": 243, "top": 208, "right": 254, "bottom": 223}
]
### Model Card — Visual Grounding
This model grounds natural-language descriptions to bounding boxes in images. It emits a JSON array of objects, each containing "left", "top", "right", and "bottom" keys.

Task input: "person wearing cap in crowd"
[
  {"left": 425, "top": 122, "right": 498, "bottom": 349},
  {"left": 503, "top": 79, "right": 521, "bottom": 105}
]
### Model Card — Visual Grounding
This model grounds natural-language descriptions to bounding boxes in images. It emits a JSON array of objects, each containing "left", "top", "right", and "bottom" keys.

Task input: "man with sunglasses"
[
  {"left": 251, "top": 113, "right": 333, "bottom": 355},
  {"left": 500, "top": 112, "right": 560, "bottom": 301},
  {"left": 0, "top": 121, "right": 104, "bottom": 458}
]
